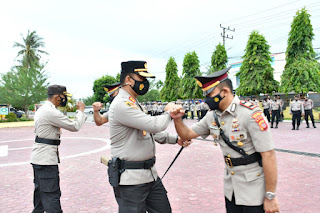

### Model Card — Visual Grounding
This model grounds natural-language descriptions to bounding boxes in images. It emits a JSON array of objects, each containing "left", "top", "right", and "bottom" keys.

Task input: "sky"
[{"left": 0, "top": 0, "right": 319, "bottom": 99}]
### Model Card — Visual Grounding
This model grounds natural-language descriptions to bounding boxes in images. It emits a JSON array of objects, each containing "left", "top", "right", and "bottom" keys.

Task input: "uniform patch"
[
  {"left": 143, "top": 130, "right": 147, "bottom": 136},
  {"left": 125, "top": 101, "right": 137, "bottom": 109},
  {"left": 240, "top": 100, "right": 257, "bottom": 110},
  {"left": 252, "top": 111, "right": 268, "bottom": 131},
  {"left": 129, "top": 96, "right": 136, "bottom": 103}
]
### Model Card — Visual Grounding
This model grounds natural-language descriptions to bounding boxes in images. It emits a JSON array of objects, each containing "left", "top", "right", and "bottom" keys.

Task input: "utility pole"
[{"left": 220, "top": 24, "right": 235, "bottom": 46}]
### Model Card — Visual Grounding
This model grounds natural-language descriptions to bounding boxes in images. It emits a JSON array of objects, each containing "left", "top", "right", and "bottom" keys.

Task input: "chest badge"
[
  {"left": 232, "top": 118, "right": 238, "bottom": 123},
  {"left": 237, "top": 141, "right": 244, "bottom": 146},
  {"left": 143, "top": 131, "right": 147, "bottom": 136},
  {"left": 232, "top": 123, "right": 239, "bottom": 128},
  {"left": 232, "top": 128, "right": 240, "bottom": 132}
]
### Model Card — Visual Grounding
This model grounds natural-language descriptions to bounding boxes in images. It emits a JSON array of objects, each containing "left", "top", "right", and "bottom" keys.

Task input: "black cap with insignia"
[
  {"left": 121, "top": 61, "right": 155, "bottom": 78},
  {"left": 194, "top": 66, "right": 231, "bottom": 96},
  {"left": 103, "top": 82, "right": 120, "bottom": 95},
  {"left": 48, "top": 85, "right": 72, "bottom": 97}
]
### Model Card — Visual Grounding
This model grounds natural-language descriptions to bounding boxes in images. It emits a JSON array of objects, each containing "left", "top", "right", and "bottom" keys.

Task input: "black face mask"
[
  {"left": 205, "top": 92, "right": 225, "bottom": 110},
  {"left": 59, "top": 96, "right": 68, "bottom": 107},
  {"left": 109, "top": 96, "right": 115, "bottom": 103},
  {"left": 130, "top": 76, "right": 149, "bottom": 96}
]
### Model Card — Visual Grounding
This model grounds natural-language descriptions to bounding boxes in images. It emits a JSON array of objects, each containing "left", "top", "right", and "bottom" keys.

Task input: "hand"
[
  {"left": 264, "top": 198, "right": 279, "bottom": 213},
  {"left": 289, "top": 113, "right": 292, "bottom": 115},
  {"left": 76, "top": 101, "right": 85, "bottom": 112},
  {"left": 302, "top": 113, "right": 305, "bottom": 116},
  {"left": 92, "top": 102, "right": 103, "bottom": 112},
  {"left": 177, "top": 137, "right": 193, "bottom": 148},
  {"left": 164, "top": 102, "right": 175, "bottom": 112},
  {"left": 169, "top": 105, "right": 185, "bottom": 119}
]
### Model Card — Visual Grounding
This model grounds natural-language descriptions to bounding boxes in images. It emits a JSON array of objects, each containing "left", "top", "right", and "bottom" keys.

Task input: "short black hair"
[
  {"left": 48, "top": 94, "right": 54, "bottom": 99},
  {"left": 120, "top": 72, "right": 129, "bottom": 84},
  {"left": 217, "top": 79, "right": 233, "bottom": 93}
]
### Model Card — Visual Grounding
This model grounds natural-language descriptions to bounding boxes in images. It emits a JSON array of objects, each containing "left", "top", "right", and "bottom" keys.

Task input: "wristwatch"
[{"left": 265, "top": 192, "right": 276, "bottom": 200}]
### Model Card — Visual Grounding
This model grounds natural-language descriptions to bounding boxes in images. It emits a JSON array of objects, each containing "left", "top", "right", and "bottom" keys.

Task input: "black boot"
[
  {"left": 275, "top": 124, "right": 278, "bottom": 129},
  {"left": 314, "top": 124, "right": 317, "bottom": 128},
  {"left": 292, "top": 126, "right": 295, "bottom": 130},
  {"left": 296, "top": 126, "right": 299, "bottom": 130},
  {"left": 306, "top": 122, "right": 310, "bottom": 128}
]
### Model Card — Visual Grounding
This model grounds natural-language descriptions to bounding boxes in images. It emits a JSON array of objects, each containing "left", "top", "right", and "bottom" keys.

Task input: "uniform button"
[
  {"left": 257, "top": 173, "right": 260, "bottom": 176},
  {"left": 231, "top": 171, "right": 235, "bottom": 175},
  {"left": 221, "top": 122, "right": 225, "bottom": 125}
]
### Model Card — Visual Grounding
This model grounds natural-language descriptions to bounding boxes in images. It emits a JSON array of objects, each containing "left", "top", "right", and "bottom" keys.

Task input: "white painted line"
[
  {"left": 0, "top": 145, "right": 8, "bottom": 157},
  {"left": 0, "top": 138, "right": 34, "bottom": 144},
  {"left": 0, "top": 137, "right": 111, "bottom": 167},
  {"left": 8, "top": 146, "right": 33, "bottom": 151}
]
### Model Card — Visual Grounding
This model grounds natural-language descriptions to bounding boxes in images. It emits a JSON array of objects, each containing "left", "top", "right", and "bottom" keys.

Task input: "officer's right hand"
[
  {"left": 169, "top": 105, "right": 185, "bottom": 119},
  {"left": 92, "top": 102, "right": 103, "bottom": 112},
  {"left": 76, "top": 101, "right": 85, "bottom": 112}
]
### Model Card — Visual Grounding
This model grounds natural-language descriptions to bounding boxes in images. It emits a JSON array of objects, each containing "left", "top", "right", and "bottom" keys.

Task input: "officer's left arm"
[
  {"left": 301, "top": 102, "right": 305, "bottom": 115},
  {"left": 153, "top": 131, "right": 178, "bottom": 144},
  {"left": 247, "top": 110, "right": 279, "bottom": 213}
]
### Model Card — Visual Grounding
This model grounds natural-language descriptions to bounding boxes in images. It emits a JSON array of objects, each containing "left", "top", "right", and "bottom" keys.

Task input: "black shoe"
[
  {"left": 292, "top": 127, "right": 295, "bottom": 130},
  {"left": 271, "top": 126, "right": 273, "bottom": 128},
  {"left": 306, "top": 126, "right": 310, "bottom": 128},
  {"left": 296, "top": 126, "right": 299, "bottom": 130},
  {"left": 314, "top": 125, "right": 317, "bottom": 128},
  {"left": 275, "top": 126, "right": 278, "bottom": 129}
]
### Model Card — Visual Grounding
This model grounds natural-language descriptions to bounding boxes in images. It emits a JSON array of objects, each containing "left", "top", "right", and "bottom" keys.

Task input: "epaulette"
[{"left": 239, "top": 100, "right": 257, "bottom": 110}]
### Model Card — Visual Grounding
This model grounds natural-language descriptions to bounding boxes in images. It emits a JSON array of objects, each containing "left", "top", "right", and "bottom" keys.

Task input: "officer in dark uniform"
[
  {"left": 303, "top": 96, "right": 317, "bottom": 128},
  {"left": 30, "top": 85, "right": 86, "bottom": 213},
  {"left": 108, "top": 61, "right": 188, "bottom": 213},
  {"left": 170, "top": 67, "right": 279, "bottom": 213}
]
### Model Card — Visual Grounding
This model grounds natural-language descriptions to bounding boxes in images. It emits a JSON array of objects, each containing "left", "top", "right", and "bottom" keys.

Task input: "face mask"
[
  {"left": 59, "top": 96, "right": 68, "bottom": 107},
  {"left": 130, "top": 76, "right": 149, "bottom": 96},
  {"left": 109, "top": 96, "right": 115, "bottom": 103},
  {"left": 295, "top": 99, "right": 298, "bottom": 102},
  {"left": 205, "top": 92, "right": 224, "bottom": 110}
]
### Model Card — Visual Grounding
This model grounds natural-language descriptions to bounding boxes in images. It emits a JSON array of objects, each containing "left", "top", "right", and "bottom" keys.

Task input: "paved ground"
[{"left": 0, "top": 116, "right": 319, "bottom": 213}]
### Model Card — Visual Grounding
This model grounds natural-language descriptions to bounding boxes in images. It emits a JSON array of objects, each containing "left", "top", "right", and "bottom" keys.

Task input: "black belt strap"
[
  {"left": 213, "top": 111, "right": 247, "bottom": 156},
  {"left": 120, "top": 157, "right": 156, "bottom": 170},
  {"left": 225, "top": 152, "right": 261, "bottom": 167},
  {"left": 35, "top": 136, "right": 60, "bottom": 145}
]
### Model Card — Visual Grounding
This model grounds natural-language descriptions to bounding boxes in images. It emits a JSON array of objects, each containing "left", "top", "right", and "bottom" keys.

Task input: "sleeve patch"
[
  {"left": 125, "top": 101, "right": 137, "bottom": 109},
  {"left": 252, "top": 112, "right": 268, "bottom": 131},
  {"left": 240, "top": 100, "right": 258, "bottom": 110}
]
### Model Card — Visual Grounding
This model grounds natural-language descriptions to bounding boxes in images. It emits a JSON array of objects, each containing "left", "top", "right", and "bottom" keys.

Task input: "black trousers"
[
  {"left": 305, "top": 110, "right": 315, "bottom": 126},
  {"left": 113, "top": 178, "right": 171, "bottom": 213},
  {"left": 263, "top": 109, "right": 270, "bottom": 122},
  {"left": 191, "top": 110, "right": 194, "bottom": 119},
  {"left": 271, "top": 110, "right": 280, "bottom": 126},
  {"left": 225, "top": 194, "right": 264, "bottom": 213},
  {"left": 32, "top": 164, "right": 62, "bottom": 213},
  {"left": 292, "top": 110, "right": 301, "bottom": 128},
  {"left": 184, "top": 110, "right": 188, "bottom": 119},
  {"left": 197, "top": 110, "right": 201, "bottom": 121}
]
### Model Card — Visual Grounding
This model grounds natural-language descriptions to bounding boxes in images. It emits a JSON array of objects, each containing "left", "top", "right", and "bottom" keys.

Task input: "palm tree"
[{"left": 13, "top": 30, "right": 48, "bottom": 68}]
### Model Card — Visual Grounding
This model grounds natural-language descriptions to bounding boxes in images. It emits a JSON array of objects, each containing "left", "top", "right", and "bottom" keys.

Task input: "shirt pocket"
[
  {"left": 244, "top": 167, "right": 264, "bottom": 182},
  {"left": 209, "top": 127, "right": 220, "bottom": 140}
]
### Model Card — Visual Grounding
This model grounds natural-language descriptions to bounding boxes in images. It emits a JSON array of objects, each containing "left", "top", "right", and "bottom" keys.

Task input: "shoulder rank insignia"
[
  {"left": 252, "top": 111, "right": 268, "bottom": 131},
  {"left": 125, "top": 101, "right": 137, "bottom": 109},
  {"left": 240, "top": 100, "right": 257, "bottom": 110},
  {"left": 129, "top": 96, "right": 136, "bottom": 103}
]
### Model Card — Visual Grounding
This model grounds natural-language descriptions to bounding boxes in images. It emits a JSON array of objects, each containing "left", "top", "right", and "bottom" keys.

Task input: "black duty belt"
[
  {"left": 225, "top": 152, "right": 261, "bottom": 168},
  {"left": 120, "top": 157, "right": 156, "bottom": 170},
  {"left": 35, "top": 136, "right": 61, "bottom": 146}
]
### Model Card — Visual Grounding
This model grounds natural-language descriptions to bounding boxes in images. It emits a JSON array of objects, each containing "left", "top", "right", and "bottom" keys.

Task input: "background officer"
[
  {"left": 108, "top": 61, "right": 188, "bottom": 213},
  {"left": 251, "top": 95, "right": 260, "bottom": 106},
  {"left": 290, "top": 95, "right": 305, "bottom": 130},
  {"left": 92, "top": 82, "right": 120, "bottom": 126},
  {"left": 30, "top": 85, "right": 86, "bottom": 213},
  {"left": 303, "top": 96, "right": 316, "bottom": 128},
  {"left": 170, "top": 67, "right": 279, "bottom": 213},
  {"left": 277, "top": 95, "right": 284, "bottom": 122},
  {"left": 262, "top": 98, "right": 271, "bottom": 122},
  {"left": 270, "top": 96, "right": 281, "bottom": 128}
]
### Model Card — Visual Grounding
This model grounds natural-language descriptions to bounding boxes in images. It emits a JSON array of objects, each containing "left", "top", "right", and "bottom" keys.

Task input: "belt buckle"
[{"left": 225, "top": 157, "right": 233, "bottom": 168}]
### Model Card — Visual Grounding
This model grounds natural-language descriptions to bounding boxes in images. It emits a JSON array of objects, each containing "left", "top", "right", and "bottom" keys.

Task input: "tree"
[
  {"left": 155, "top": 80, "right": 163, "bottom": 90},
  {"left": 82, "top": 95, "right": 95, "bottom": 106},
  {"left": 236, "top": 31, "right": 279, "bottom": 96},
  {"left": 160, "top": 57, "right": 181, "bottom": 101},
  {"left": 0, "top": 65, "right": 48, "bottom": 117},
  {"left": 13, "top": 30, "right": 48, "bottom": 68},
  {"left": 93, "top": 75, "right": 117, "bottom": 103},
  {"left": 137, "top": 89, "right": 160, "bottom": 102},
  {"left": 207, "top": 43, "right": 228, "bottom": 74},
  {"left": 280, "top": 8, "right": 320, "bottom": 93},
  {"left": 181, "top": 52, "right": 203, "bottom": 99}
]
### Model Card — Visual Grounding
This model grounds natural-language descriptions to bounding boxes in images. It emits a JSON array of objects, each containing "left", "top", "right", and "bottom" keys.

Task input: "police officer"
[
  {"left": 277, "top": 95, "right": 284, "bottom": 122},
  {"left": 92, "top": 82, "right": 120, "bottom": 126},
  {"left": 30, "top": 85, "right": 87, "bottom": 213},
  {"left": 262, "top": 98, "right": 271, "bottom": 122},
  {"left": 108, "top": 61, "right": 187, "bottom": 213},
  {"left": 304, "top": 97, "right": 316, "bottom": 128},
  {"left": 190, "top": 101, "right": 195, "bottom": 119},
  {"left": 290, "top": 95, "right": 305, "bottom": 130},
  {"left": 170, "top": 67, "right": 279, "bottom": 213},
  {"left": 270, "top": 96, "right": 281, "bottom": 128},
  {"left": 251, "top": 95, "right": 260, "bottom": 106}
]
